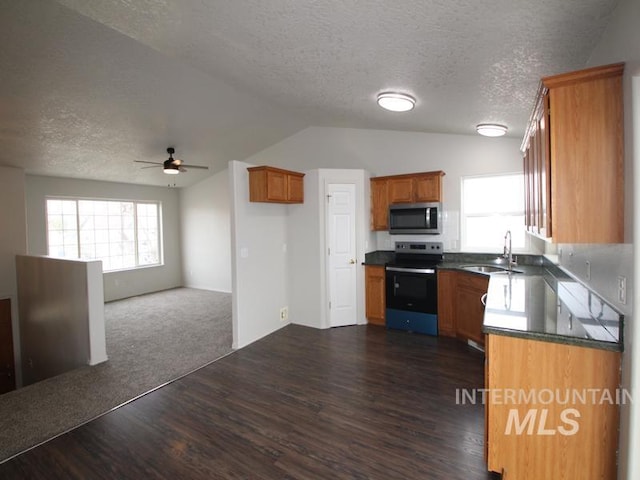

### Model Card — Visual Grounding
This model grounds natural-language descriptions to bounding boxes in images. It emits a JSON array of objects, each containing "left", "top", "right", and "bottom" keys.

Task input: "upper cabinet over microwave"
[
  {"left": 371, "top": 171, "right": 445, "bottom": 231},
  {"left": 522, "top": 63, "right": 624, "bottom": 243}
]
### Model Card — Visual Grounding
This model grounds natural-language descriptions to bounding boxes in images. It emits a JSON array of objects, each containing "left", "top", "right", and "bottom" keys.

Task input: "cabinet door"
[
  {"left": 455, "top": 273, "right": 488, "bottom": 346},
  {"left": 266, "top": 170, "right": 288, "bottom": 201},
  {"left": 365, "top": 266, "right": 385, "bottom": 325},
  {"left": 287, "top": 174, "right": 304, "bottom": 203},
  {"left": 523, "top": 148, "right": 532, "bottom": 231},
  {"left": 538, "top": 92, "right": 551, "bottom": 237},
  {"left": 530, "top": 119, "right": 541, "bottom": 235},
  {"left": 414, "top": 174, "right": 441, "bottom": 202},
  {"left": 388, "top": 177, "right": 414, "bottom": 204},
  {"left": 544, "top": 63, "right": 623, "bottom": 243},
  {"left": 487, "top": 334, "right": 620, "bottom": 479},
  {"left": 370, "top": 179, "right": 389, "bottom": 230},
  {"left": 437, "top": 270, "right": 457, "bottom": 337}
]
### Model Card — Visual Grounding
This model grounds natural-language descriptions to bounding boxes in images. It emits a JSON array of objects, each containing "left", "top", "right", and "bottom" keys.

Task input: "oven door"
[{"left": 385, "top": 266, "right": 437, "bottom": 314}]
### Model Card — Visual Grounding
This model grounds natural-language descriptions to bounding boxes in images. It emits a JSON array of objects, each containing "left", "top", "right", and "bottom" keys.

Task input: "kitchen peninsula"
[{"left": 483, "top": 270, "right": 623, "bottom": 479}]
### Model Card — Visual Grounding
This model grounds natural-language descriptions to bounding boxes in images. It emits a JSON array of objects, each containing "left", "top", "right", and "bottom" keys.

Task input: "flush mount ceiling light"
[
  {"left": 476, "top": 123, "right": 508, "bottom": 137},
  {"left": 377, "top": 92, "right": 416, "bottom": 112}
]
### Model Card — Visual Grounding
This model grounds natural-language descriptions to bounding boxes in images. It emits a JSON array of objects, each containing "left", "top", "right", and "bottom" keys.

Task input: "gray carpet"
[{"left": 0, "top": 287, "right": 233, "bottom": 462}]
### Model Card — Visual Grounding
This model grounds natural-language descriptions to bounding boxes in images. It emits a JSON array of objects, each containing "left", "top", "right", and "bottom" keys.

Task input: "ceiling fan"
[{"left": 134, "top": 147, "right": 209, "bottom": 174}]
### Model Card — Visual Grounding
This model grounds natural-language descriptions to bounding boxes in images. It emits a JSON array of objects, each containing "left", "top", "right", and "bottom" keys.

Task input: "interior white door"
[{"left": 327, "top": 183, "right": 357, "bottom": 327}]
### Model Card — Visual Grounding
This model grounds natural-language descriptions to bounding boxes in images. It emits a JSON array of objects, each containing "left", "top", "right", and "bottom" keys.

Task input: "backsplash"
[{"left": 554, "top": 243, "right": 633, "bottom": 316}]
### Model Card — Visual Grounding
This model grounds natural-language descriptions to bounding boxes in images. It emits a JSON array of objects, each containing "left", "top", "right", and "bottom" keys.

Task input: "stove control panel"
[{"left": 394, "top": 241, "right": 443, "bottom": 254}]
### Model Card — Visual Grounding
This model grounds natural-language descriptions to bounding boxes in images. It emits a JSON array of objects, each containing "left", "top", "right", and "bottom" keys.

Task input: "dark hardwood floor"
[{"left": 0, "top": 325, "right": 500, "bottom": 479}]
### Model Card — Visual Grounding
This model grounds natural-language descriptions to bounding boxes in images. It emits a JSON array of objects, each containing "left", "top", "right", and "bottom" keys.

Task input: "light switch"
[{"left": 240, "top": 247, "right": 249, "bottom": 258}]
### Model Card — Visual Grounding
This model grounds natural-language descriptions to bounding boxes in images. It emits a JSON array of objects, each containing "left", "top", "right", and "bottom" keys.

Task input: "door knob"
[{"left": 349, "top": 259, "right": 355, "bottom": 264}]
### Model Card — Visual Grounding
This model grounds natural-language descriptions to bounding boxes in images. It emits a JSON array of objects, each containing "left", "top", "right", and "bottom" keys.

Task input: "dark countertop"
[
  {"left": 363, "top": 250, "right": 394, "bottom": 266},
  {"left": 483, "top": 270, "right": 623, "bottom": 352},
  {"left": 363, "top": 249, "right": 623, "bottom": 352},
  {"left": 363, "top": 250, "right": 544, "bottom": 274}
]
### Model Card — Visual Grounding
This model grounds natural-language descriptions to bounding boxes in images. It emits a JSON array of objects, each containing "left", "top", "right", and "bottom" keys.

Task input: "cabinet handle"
[{"left": 481, "top": 293, "right": 488, "bottom": 306}]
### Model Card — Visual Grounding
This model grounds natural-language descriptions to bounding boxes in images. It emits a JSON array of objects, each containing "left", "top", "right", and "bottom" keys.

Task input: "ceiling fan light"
[
  {"left": 377, "top": 92, "right": 416, "bottom": 112},
  {"left": 163, "top": 159, "right": 180, "bottom": 174},
  {"left": 476, "top": 123, "right": 508, "bottom": 137}
]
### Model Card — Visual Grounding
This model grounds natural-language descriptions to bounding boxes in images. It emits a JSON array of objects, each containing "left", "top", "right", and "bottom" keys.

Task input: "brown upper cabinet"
[
  {"left": 248, "top": 166, "right": 305, "bottom": 204},
  {"left": 370, "top": 170, "right": 445, "bottom": 231},
  {"left": 522, "top": 63, "right": 624, "bottom": 243}
]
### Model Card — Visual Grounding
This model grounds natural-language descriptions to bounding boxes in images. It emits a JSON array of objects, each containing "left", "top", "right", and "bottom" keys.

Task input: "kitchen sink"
[{"left": 460, "top": 264, "right": 523, "bottom": 274}]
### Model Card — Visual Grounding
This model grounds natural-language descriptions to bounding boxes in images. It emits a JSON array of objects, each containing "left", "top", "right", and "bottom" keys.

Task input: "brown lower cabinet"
[
  {"left": 437, "top": 270, "right": 488, "bottom": 346},
  {"left": 436, "top": 270, "right": 457, "bottom": 336},
  {"left": 486, "top": 334, "right": 620, "bottom": 479},
  {"left": 455, "top": 272, "right": 489, "bottom": 346},
  {"left": 366, "top": 267, "right": 489, "bottom": 339},
  {"left": 364, "top": 265, "right": 385, "bottom": 325}
]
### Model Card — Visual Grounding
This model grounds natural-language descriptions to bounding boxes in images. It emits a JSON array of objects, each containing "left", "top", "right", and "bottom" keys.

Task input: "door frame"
[
  {"left": 325, "top": 183, "right": 357, "bottom": 327},
  {"left": 318, "top": 170, "right": 371, "bottom": 329}
]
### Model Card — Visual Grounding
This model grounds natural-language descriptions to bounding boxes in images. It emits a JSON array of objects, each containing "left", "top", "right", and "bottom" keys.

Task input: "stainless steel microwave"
[{"left": 389, "top": 202, "right": 442, "bottom": 235}]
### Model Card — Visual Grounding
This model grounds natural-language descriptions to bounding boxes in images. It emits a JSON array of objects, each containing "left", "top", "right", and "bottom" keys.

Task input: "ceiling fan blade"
[
  {"left": 134, "top": 160, "right": 163, "bottom": 165},
  {"left": 141, "top": 165, "right": 159, "bottom": 169},
  {"left": 179, "top": 167, "right": 187, "bottom": 173},
  {"left": 180, "top": 164, "right": 209, "bottom": 170}
]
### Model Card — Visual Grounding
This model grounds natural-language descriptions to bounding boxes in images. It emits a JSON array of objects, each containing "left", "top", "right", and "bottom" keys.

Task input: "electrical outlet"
[
  {"left": 617, "top": 276, "right": 627, "bottom": 304},
  {"left": 585, "top": 261, "right": 591, "bottom": 280},
  {"left": 280, "top": 307, "right": 289, "bottom": 321}
]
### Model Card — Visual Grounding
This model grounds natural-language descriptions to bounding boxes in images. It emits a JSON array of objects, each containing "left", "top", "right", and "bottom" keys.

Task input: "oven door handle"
[{"left": 385, "top": 267, "right": 436, "bottom": 274}]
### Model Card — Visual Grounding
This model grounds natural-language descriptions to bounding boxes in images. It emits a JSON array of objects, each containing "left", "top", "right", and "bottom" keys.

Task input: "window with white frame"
[
  {"left": 46, "top": 198, "right": 161, "bottom": 272},
  {"left": 461, "top": 173, "right": 526, "bottom": 252}
]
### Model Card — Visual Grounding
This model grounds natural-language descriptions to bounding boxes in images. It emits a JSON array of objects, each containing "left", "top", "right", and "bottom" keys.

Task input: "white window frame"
[
  {"left": 45, "top": 196, "right": 163, "bottom": 272},
  {"left": 460, "top": 172, "right": 529, "bottom": 253}
]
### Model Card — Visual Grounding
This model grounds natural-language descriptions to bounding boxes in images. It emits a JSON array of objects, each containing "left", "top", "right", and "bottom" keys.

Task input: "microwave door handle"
[{"left": 425, "top": 207, "right": 430, "bottom": 227}]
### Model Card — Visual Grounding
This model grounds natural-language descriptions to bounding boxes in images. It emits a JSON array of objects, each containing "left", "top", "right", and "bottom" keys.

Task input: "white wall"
[
  {"left": 180, "top": 169, "right": 232, "bottom": 292},
  {"left": 25, "top": 175, "right": 182, "bottom": 302},
  {"left": 287, "top": 170, "right": 323, "bottom": 328},
  {"left": 0, "top": 166, "right": 27, "bottom": 387},
  {"left": 287, "top": 169, "right": 372, "bottom": 329},
  {"left": 229, "top": 160, "right": 290, "bottom": 348},
  {"left": 581, "top": 0, "right": 640, "bottom": 478},
  {"left": 244, "top": 126, "right": 524, "bottom": 252}
]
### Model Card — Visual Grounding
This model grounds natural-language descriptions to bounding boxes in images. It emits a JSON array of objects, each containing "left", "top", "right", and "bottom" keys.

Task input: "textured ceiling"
[{"left": 0, "top": 0, "right": 619, "bottom": 186}]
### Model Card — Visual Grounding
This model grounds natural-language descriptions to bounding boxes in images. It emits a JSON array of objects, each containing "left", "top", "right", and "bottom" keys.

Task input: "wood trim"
[
  {"left": 246, "top": 165, "right": 305, "bottom": 177},
  {"left": 372, "top": 170, "right": 445, "bottom": 181},
  {"left": 542, "top": 62, "right": 625, "bottom": 89}
]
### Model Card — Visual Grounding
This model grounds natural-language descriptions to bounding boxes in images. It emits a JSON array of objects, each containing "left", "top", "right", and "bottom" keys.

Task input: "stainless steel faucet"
[{"left": 503, "top": 230, "right": 517, "bottom": 271}]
